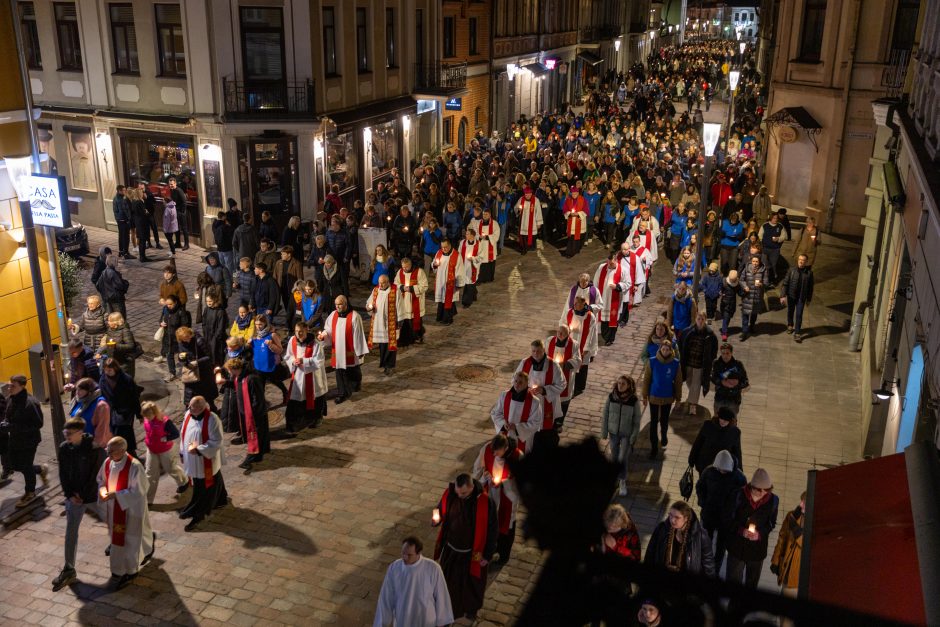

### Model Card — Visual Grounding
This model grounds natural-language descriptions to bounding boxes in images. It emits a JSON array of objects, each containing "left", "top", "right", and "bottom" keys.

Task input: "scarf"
[
  {"left": 181, "top": 410, "right": 214, "bottom": 487},
  {"left": 566, "top": 309, "right": 593, "bottom": 355},
  {"left": 330, "top": 312, "right": 357, "bottom": 368},
  {"left": 398, "top": 269, "right": 422, "bottom": 331},
  {"left": 367, "top": 285, "right": 397, "bottom": 351},
  {"left": 503, "top": 387, "right": 534, "bottom": 452},
  {"left": 565, "top": 196, "right": 585, "bottom": 240},
  {"left": 567, "top": 283, "right": 599, "bottom": 310},
  {"left": 521, "top": 357, "right": 555, "bottom": 430},
  {"left": 235, "top": 314, "right": 252, "bottom": 331},
  {"left": 437, "top": 250, "right": 459, "bottom": 309},
  {"left": 597, "top": 262, "right": 623, "bottom": 328},
  {"left": 289, "top": 338, "right": 318, "bottom": 410},
  {"left": 104, "top": 455, "right": 134, "bottom": 546},
  {"left": 461, "top": 240, "right": 480, "bottom": 283},
  {"left": 238, "top": 376, "right": 259, "bottom": 455},
  {"left": 434, "top": 486, "right": 491, "bottom": 579},
  {"left": 547, "top": 336, "right": 575, "bottom": 399}
]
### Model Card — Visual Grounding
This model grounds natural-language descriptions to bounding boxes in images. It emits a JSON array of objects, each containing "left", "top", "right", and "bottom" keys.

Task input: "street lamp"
[
  {"left": 693, "top": 123, "right": 722, "bottom": 301},
  {"left": 727, "top": 69, "right": 740, "bottom": 130}
]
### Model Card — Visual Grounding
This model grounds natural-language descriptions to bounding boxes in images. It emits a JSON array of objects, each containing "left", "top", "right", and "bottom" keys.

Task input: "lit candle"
[
  {"left": 64, "top": 372, "right": 70, "bottom": 382},
  {"left": 403, "top": 226, "right": 409, "bottom": 232},
  {"left": 99, "top": 486, "right": 108, "bottom": 500},
  {"left": 431, "top": 508, "right": 441, "bottom": 524},
  {"left": 67, "top": 317, "right": 73, "bottom": 327},
  {"left": 179, "top": 352, "right": 188, "bottom": 361},
  {"left": 747, "top": 523, "right": 756, "bottom": 534}
]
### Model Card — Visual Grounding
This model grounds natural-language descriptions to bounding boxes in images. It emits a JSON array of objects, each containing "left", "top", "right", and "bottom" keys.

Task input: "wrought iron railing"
[
  {"left": 221, "top": 78, "right": 315, "bottom": 119},
  {"left": 881, "top": 49, "right": 912, "bottom": 98},
  {"left": 413, "top": 62, "right": 467, "bottom": 91}
]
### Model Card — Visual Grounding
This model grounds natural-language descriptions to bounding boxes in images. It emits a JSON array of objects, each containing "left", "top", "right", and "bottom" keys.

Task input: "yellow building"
[{"left": 0, "top": 5, "right": 62, "bottom": 389}]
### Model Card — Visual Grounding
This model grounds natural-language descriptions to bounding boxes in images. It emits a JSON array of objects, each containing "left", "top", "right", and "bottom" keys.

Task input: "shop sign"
[
  {"left": 417, "top": 99, "right": 437, "bottom": 114},
  {"left": 558, "top": 62, "right": 568, "bottom": 75},
  {"left": 24, "top": 174, "right": 71, "bottom": 228},
  {"left": 445, "top": 98, "right": 462, "bottom": 111}
]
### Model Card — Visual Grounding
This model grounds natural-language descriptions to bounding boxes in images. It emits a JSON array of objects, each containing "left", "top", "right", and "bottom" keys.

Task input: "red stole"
[
  {"left": 330, "top": 312, "right": 357, "bottom": 368},
  {"left": 437, "top": 251, "right": 459, "bottom": 309},
  {"left": 565, "top": 196, "right": 585, "bottom": 240},
  {"left": 547, "top": 337, "right": 575, "bottom": 399},
  {"left": 483, "top": 445, "right": 517, "bottom": 534},
  {"left": 520, "top": 196, "right": 537, "bottom": 245},
  {"left": 636, "top": 246, "right": 650, "bottom": 278},
  {"left": 289, "top": 339, "right": 317, "bottom": 409},
  {"left": 521, "top": 357, "right": 555, "bottom": 430},
  {"left": 566, "top": 309, "right": 592, "bottom": 355},
  {"left": 104, "top": 455, "right": 133, "bottom": 546},
  {"left": 435, "top": 486, "right": 491, "bottom": 579},
  {"left": 367, "top": 285, "right": 398, "bottom": 351},
  {"left": 639, "top": 229, "right": 652, "bottom": 250},
  {"left": 398, "top": 269, "right": 422, "bottom": 331},
  {"left": 182, "top": 411, "right": 214, "bottom": 487},
  {"left": 503, "top": 389, "right": 534, "bottom": 452},
  {"left": 461, "top": 240, "right": 480, "bottom": 283},
  {"left": 479, "top": 221, "right": 496, "bottom": 261},
  {"left": 597, "top": 263, "right": 622, "bottom": 328},
  {"left": 239, "top": 376, "right": 259, "bottom": 454}
]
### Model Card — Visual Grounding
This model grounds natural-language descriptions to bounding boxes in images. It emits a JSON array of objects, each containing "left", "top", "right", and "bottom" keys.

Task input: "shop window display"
[
  {"left": 121, "top": 134, "right": 198, "bottom": 211},
  {"left": 327, "top": 132, "right": 358, "bottom": 191},
  {"left": 371, "top": 121, "right": 398, "bottom": 185}
]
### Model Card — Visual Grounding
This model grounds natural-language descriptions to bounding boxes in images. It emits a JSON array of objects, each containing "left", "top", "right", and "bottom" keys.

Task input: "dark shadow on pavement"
[
  {"left": 246, "top": 443, "right": 354, "bottom": 472},
  {"left": 205, "top": 506, "right": 318, "bottom": 555}
]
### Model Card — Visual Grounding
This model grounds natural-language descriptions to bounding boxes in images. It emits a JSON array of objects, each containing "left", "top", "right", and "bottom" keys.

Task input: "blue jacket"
[
  {"left": 701, "top": 271, "right": 723, "bottom": 299},
  {"left": 672, "top": 294, "right": 694, "bottom": 331},
  {"left": 648, "top": 355, "right": 682, "bottom": 399},
  {"left": 584, "top": 192, "right": 602, "bottom": 220},
  {"left": 600, "top": 202, "right": 620, "bottom": 224},
  {"left": 422, "top": 228, "right": 443, "bottom": 256},
  {"left": 680, "top": 228, "right": 696, "bottom": 249},
  {"left": 670, "top": 217, "right": 687, "bottom": 238},
  {"left": 494, "top": 200, "right": 510, "bottom": 226},
  {"left": 112, "top": 194, "right": 129, "bottom": 222},
  {"left": 442, "top": 210, "right": 462, "bottom": 241},
  {"left": 761, "top": 222, "right": 785, "bottom": 251},
  {"left": 720, "top": 220, "right": 744, "bottom": 247}
]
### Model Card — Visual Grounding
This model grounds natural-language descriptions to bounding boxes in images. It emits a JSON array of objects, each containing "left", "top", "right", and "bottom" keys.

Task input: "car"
[{"left": 56, "top": 220, "right": 89, "bottom": 256}]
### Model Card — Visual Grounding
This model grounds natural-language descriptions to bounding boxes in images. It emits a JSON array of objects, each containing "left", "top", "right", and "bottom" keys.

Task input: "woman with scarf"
[
  {"left": 285, "top": 321, "right": 328, "bottom": 434},
  {"left": 369, "top": 244, "right": 397, "bottom": 287},
  {"left": 225, "top": 357, "right": 269, "bottom": 473},
  {"left": 644, "top": 501, "right": 714, "bottom": 576},
  {"left": 71, "top": 294, "right": 107, "bottom": 349},
  {"left": 293, "top": 279, "right": 324, "bottom": 330},
  {"left": 673, "top": 246, "right": 696, "bottom": 286},
  {"left": 250, "top": 314, "right": 289, "bottom": 405},
  {"left": 228, "top": 304, "right": 254, "bottom": 344},
  {"left": 98, "top": 358, "right": 143, "bottom": 458},
  {"left": 320, "top": 255, "right": 345, "bottom": 317},
  {"left": 740, "top": 255, "right": 767, "bottom": 340},
  {"left": 175, "top": 326, "right": 219, "bottom": 411}
]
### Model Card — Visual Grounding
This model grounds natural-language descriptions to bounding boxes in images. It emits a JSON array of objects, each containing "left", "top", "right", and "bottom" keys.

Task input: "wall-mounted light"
[
  {"left": 200, "top": 142, "right": 221, "bottom": 161},
  {"left": 702, "top": 123, "right": 722, "bottom": 157},
  {"left": 614, "top": 39, "right": 622, "bottom": 52},
  {"left": 873, "top": 380, "right": 898, "bottom": 401},
  {"left": 401, "top": 115, "right": 411, "bottom": 132},
  {"left": 507, "top": 63, "right": 519, "bottom": 81}
]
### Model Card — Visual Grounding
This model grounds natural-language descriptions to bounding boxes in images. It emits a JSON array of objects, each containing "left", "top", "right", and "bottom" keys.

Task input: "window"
[
  {"left": 443, "top": 117, "right": 453, "bottom": 145},
  {"left": 469, "top": 17, "right": 478, "bottom": 55},
  {"left": 155, "top": 3, "right": 185, "bottom": 76},
  {"left": 109, "top": 4, "right": 138, "bottom": 74},
  {"left": 54, "top": 3, "right": 83, "bottom": 70},
  {"left": 443, "top": 16, "right": 455, "bottom": 57},
  {"left": 797, "top": 0, "right": 827, "bottom": 62},
  {"left": 371, "top": 120, "right": 399, "bottom": 183},
  {"left": 323, "top": 7, "right": 338, "bottom": 76},
  {"left": 415, "top": 9, "right": 424, "bottom": 66},
  {"left": 356, "top": 8, "right": 368, "bottom": 72},
  {"left": 385, "top": 8, "right": 396, "bottom": 68},
  {"left": 19, "top": 2, "right": 41, "bottom": 70},
  {"left": 891, "top": 0, "right": 920, "bottom": 51},
  {"left": 240, "top": 8, "right": 284, "bottom": 81}
]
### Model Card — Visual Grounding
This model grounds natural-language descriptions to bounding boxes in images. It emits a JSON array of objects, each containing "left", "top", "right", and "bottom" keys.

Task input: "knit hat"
[
  {"left": 713, "top": 450, "right": 735, "bottom": 472},
  {"left": 750, "top": 468, "right": 773, "bottom": 490}
]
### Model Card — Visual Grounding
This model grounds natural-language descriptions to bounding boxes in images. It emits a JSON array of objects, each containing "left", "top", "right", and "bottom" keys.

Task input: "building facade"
[{"left": 762, "top": 0, "right": 920, "bottom": 236}]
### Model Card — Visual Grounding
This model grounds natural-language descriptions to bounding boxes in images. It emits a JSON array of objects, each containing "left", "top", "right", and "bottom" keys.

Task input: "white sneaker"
[
  {"left": 618, "top": 479, "right": 628, "bottom": 496},
  {"left": 153, "top": 356, "right": 165, "bottom": 363}
]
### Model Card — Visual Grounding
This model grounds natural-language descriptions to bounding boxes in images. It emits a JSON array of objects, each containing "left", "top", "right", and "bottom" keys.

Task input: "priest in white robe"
[
  {"left": 546, "top": 324, "right": 582, "bottom": 428},
  {"left": 559, "top": 296, "right": 599, "bottom": 397},
  {"left": 514, "top": 186, "right": 543, "bottom": 254},
  {"left": 286, "top": 321, "right": 328, "bottom": 430},
  {"left": 563, "top": 272, "right": 604, "bottom": 317},
  {"left": 366, "top": 274, "right": 402, "bottom": 375},
  {"left": 490, "top": 371, "right": 543, "bottom": 453},
  {"left": 458, "top": 229, "right": 484, "bottom": 308},
  {"left": 97, "top": 436, "right": 153, "bottom": 588},
  {"left": 514, "top": 340, "right": 566, "bottom": 441},
  {"left": 374, "top": 537, "right": 453, "bottom": 627},
  {"left": 394, "top": 257, "right": 428, "bottom": 346},
  {"left": 179, "top": 396, "right": 227, "bottom": 531},
  {"left": 319, "top": 295, "right": 370, "bottom": 403},
  {"left": 472, "top": 433, "right": 522, "bottom": 564},
  {"left": 469, "top": 208, "right": 500, "bottom": 283},
  {"left": 432, "top": 239, "right": 465, "bottom": 325},
  {"left": 593, "top": 253, "right": 632, "bottom": 346},
  {"left": 622, "top": 236, "right": 653, "bottom": 312},
  {"left": 629, "top": 218, "right": 660, "bottom": 262}
]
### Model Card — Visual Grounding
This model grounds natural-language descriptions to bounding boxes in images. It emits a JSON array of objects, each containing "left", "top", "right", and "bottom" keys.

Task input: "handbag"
[
  {"left": 130, "top": 342, "right": 145, "bottom": 359},
  {"left": 181, "top": 365, "right": 200, "bottom": 384},
  {"left": 679, "top": 464, "right": 694, "bottom": 501},
  {"left": 154, "top": 326, "right": 165, "bottom": 342}
]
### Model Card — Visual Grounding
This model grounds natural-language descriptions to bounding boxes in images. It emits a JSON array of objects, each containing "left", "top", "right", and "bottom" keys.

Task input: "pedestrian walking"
[
  {"left": 141, "top": 402, "right": 189, "bottom": 505},
  {"left": 644, "top": 500, "right": 715, "bottom": 576},
  {"left": 723, "top": 468, "right": 779, "bottom": 589},
  {"left": 601, "top": 375, "right": 641, "bottom": 496},
  {"left": 779, "top": 254, "right": 815, "bottom": 342},
  {"left": 98, "top": 358, "right": 143, "bottom": 459},
  {"left": 1, "top": 375, "right": 48, "bottom": 507},
  {"left": 694, "top": 449, "right": 746, "bottom": 573},
  {"left": 641, "top": 343, "right": 683, "bottom": 459}
]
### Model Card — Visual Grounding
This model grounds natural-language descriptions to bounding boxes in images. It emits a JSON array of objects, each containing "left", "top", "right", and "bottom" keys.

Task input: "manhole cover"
[{"left": 455, "top": 364, "right": 496, "bottom": 382}]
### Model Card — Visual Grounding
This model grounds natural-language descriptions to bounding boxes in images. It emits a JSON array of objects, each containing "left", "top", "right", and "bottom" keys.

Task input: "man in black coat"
[
  {"left": 250, "top": 262, "right": 281, "bottom": 318},
  {"left": 779, "top": 253, "right": 815, "bottom": 343},
  {"left": 168, "top": 177, "right": 190, "bottom": 250},
  {"left": 710, "top": 343, "right": 749, "bottom": 420},
  {"left": 136, "top": 180, "right": 162, "bottom": 249},
  {"left": 722, "top": 468, "right": 779, "bottom": 590},
  {"left": 694, "top": 448, "right": 746, "bottom": 572},
  {"left": 94, "top": 255, "right": 129, "bottom": 319},
  {"left": 52, "top": 417, "right": 102, "bottom": 590},
  {"left": 1, "top": 375, "right": 48, "bottom": 507},
  {"left": 212, "top": 211, "right": 236, "bottom": 274}
]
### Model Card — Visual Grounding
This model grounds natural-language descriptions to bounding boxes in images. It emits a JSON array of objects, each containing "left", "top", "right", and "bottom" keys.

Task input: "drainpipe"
[{"left": 825, "top": 0, "right": 861, "bottom": 234}]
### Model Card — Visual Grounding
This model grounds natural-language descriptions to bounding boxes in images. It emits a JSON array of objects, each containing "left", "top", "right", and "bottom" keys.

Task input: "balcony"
[
  {"left": 580, "top": 25, "right": 622, "bottom": 43},
  {"left": 412, "top": 62, "right": 467, "bottom": 97},
  {"left": 221, "top": 78, "right": 315, "bottom": 120}
]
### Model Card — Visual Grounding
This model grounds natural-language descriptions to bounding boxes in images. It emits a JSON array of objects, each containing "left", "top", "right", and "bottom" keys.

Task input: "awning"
[
  {"left": 328, "top": 95, "right": 417, "bottom": 135},
  {"left": 801, "top": 443, "right": 940, "bottom": 625},
  {"left": 766, "top": 106, "right": 823, "bottom": 151},
  {"left": 522, "top": 63, "right": 549, "bottom": 77},
  {"left": 577, "top": 51, "right": 603, "bottom": 66}
]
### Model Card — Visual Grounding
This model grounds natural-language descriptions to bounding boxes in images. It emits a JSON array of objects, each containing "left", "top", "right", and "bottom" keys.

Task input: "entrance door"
[
  {"left": 777, "top": 138, "right": 814, "bottom": 211},
  {"left": 240, "top": 7, "right": 287, "bottom": 111},
  {"left": 237, "top": 136, "right": 298, "bottom": 232},
  {"left": 457, "top": 118, "right": 467, "bottom": 150}
]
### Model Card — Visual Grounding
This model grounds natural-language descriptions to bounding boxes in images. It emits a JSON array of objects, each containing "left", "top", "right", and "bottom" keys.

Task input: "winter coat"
[
  {"left": 678, "top": 324, "right": 719, "bottom": 394},
  {"left": 259, "top": 219, "right": 278, "bottom": 242},
  {"left": 601, "top": 393, "right": 641, "bottom": 444},
  {"left": 90, "top": 246, "right": 111, "bottom": 286},
  {"left": 95, "top": 267, "right": 129, "bottom": 304},
  {"left": 689, "top": 420, "right": 743, "bottom": 473},
  {"left": 723, "top": 486, "right": 780, "bottom": 562},
  {"left": 112, "top": 193, "right": 129, "bottom": 222},
  {"left": 719, "top": 279, "right": 743, "bottom": 317},
  {"left": 98, "top": 371, "right": 142, "bottom": 427},
  {"left": 771, "top": 506, "right": 804, "bottom": 589},
  {"left": 642, "top": 353, "right": 683, "bottom": 404},
  {"left": 254, "top": 249, "right": 279, "bottom": 273},
  {"left": 274, "top": 257, "right": 304, "bottom": 292},
  {"left": 58, "top": 433, "right": 99, "bottom": 503},
  {"left": 177, "top": 334, "right": 218, "bottom": 403},
  {"left": 281, "top": 226, "right": 303, "bottom": 256},
  {"left": 780, "top": 266, "right": 814, "bottom": 303},
  {"left": 101, "top": 323, "right": 137, "bottom": 378},
  {"left": 251, "top": 274, "right": 281, "bottom": 316},
  {"left": 668, "top": 292, "right": 696, "bottom": 331},
  {"left": 160, "top": 306, "right": 191, "bottom": 356},
  {"left": 1, "top": 389, "right": 43, "bottom": 451},
  {"left": 233, "top": 269, "right": 256, "bottom": 308},
  {"left": 232, "top": 223, "right": 260, "bottom": 261},
  {"left": 701, "top": 271, "right": 723, "bottom": 300},
  {"left": 130, "top": 199, "right": 149, "bottom": 231},
  {"left": 75, "top": 306, "right": 107, "bottom": 348},
  {"left": 320, "top": 266, "right": 344, "bottom": 315},
  {"left": 212, "top": 219, "right": 235, "bottom": 252},
  {"left": 695, "top": 465, "right": 747, "bottom": 531},
  {"left": 644, "top": 511, "right": 715, "bottom": 576},
  {"left": 160, "top": 276, "right": 188, "bottom": 307},
  {"left": 216, "top": 368, "right": 239, "bottom": 432},
  {"left": 163, "top": 201, "right": 179, "bottom": 233},
  {"left": 68, "top": 345, "right": 101, "bottom": 385},
  {"left": 201, "top": 306, "right": 230, "bottom": 367},
  {"left": 204, "top": 253, "right": 233, "bottom": 298},
  {"left": 740, "top": 263, "right": 767, "bottom": 317},
  {"left": 793, "top": 228, "right": 820, "bottom": 266},
  {"left": 710, "top": 357, "right": 749, "bottom": 404}
]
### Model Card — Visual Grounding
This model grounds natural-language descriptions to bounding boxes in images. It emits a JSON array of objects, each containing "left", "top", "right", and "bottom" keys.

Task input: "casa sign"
[{"left": 23, "top": 174, "right": 71, "bottom": 228}]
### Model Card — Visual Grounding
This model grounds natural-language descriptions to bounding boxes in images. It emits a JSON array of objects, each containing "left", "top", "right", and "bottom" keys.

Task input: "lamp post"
[
  {"left": 727, "top": 70, "right": 740, "bottom": 131},
  {"left": 693, "top": 123, "right": 722, "bottom": 302}
]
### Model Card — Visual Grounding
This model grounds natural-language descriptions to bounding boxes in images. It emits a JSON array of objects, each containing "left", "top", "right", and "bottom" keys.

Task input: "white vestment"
[
  {"left": 367, "top": 286, "right": 401, "bottom": 344},
  {"left": 563, "top": 282, "right": 604, "bottom": 316},
  {"left": 490, "top": 389, "right": 543, "bottom": 449},
  {"left": 628, "top": 223, "right": 660, "bottom": 261},
  {"left": 625, "top": 247, "right": 653, "bottom": 305},
  {"left": 373, "top": 556, "right": 454, "bottom": 627},
  {"left": 432, "top": 250, "right": 465, "bottom": 305},
  {"left": 514, "top": 196, "right": 544, "bottom": 236},
  {"left": 560, "top": 308, "right": 599, "bottom": 361},
  {"left": 593, "top": 261, "right": 632, "bottom": 324},
  {"left": 286, "top": 336, "right": 328, "bottom": 401},
  {"left": 394, "top": 268, "right": 428, "bottom": 319},
  {"left": 470, "top": 218, "right": 501, "bottom": 262},
  {"left": 472, "top": 443, "right": 520, "bottom": 525},
  {"left": 180, "top": 412, "right": 224, "bottom": 479},
  {"left": 322, "top": 311, "right": 370, "bottom": 368},
  {"left": 97, "top": 455, "right": 154, "bottom": 576},
  {"left": 514, "top": 357, "right": 567, "bottom": 423},
  {"left": 546, "top": 335, "right": 582, "bottom": 402},
  {"left": 458, "top": 239, "right": 483, "bottom": 285}
]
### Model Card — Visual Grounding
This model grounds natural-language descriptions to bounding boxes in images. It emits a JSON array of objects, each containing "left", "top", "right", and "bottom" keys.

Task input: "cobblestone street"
[{"left": 0, "top": 219, "right": 863, "bottom": 625}]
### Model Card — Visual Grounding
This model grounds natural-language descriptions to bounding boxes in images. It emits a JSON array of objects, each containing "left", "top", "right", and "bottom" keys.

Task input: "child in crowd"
[{"left": 141, "top": 401, "right": 188, "bottom": 506}]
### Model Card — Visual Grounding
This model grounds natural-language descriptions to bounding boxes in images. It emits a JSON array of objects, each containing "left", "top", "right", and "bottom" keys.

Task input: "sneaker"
[
  {"left": 0, "top": 469, "right": 12, "bottom": 482},
  {"left": 153, "top": 356, "right": 166, "bottom": 364},
  {"left": 15, "top": 492, "right": 36, "bottom": 508},
  {"left": 618, "top": 479, "right": 628, "bottom": 496},
  {"left": 52, "top": 567, "right": 76, "bottom": 591},
  {"left": 175, "top": 481, "right": 190, "bottom": 494},
  {"left": 795, "top": 334, "right": 803, "bottom": 343},
  {"left": 787, "top": 326, "right": 794, "bottom": 334},
  {"left": 39, "top": 464, "right": 49, "bottom": 487},
  {"left": 661, "top": 435, "right": 669, "bottom": 448}
]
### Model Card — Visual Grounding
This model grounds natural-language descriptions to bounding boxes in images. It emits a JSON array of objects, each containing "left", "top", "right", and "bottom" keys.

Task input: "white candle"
[
  {"left": 431, "top": 508, "right": 441, "bottom": 524},
  {"left": 99, "top": 486, "right": 108, "bottom": 500},
  {"left": 747, "top": 523, "right": 756, "bottom": 534}
]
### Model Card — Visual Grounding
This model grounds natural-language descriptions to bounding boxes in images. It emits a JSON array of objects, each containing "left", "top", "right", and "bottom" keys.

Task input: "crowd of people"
[{"left": 0, "top": 37, "right": 813, "bottom": 624}]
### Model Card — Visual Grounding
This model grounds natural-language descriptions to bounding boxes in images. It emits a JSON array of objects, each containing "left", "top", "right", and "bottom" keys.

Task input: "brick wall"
[
  {"left": 442, "top": 75, "right": 491, "bottom": 147},
  {"left": 442, "top": 1, "right": 491, "bottom": 63}
]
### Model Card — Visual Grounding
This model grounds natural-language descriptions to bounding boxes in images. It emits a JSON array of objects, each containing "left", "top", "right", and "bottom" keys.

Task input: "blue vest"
[
  {"left": 252, "top": 331, "right": 277, "bottom": 373},
  {"left": 672, "top": 296, "right": 694, "bottom": 331},
  {"left": 720, "top": 220, "right": 744, "bottom": 247},
  {"left": 70, "top": 396, "right": 103, "bottom": 436},
  {"left": 649, "top": 357, "right": 681, "bottom": 399},
  {"left": 301, "top": 295, "right": 322, "bottom": 321}
]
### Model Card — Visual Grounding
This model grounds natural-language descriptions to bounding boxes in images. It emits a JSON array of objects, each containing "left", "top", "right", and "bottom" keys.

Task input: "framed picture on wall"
[
  {"left": 66, "top": 129, "right": 97, "bottom": 192},
  {"left": 38, "top": 127, "right": 59, "bottom": 175}
]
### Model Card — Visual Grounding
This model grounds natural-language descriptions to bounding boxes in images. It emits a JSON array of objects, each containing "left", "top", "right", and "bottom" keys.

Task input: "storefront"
[
  {"left": 411, "top": 99, "right": 440, "bottom": 170},
  {"left": 235, "top": 134, "right": 299, "bottom": 231}
]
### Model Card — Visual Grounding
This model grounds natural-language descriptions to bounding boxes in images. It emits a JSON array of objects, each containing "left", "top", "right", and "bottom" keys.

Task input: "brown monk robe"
[{"left": 432, "top": 473, "right": 498, "bottom": 620}]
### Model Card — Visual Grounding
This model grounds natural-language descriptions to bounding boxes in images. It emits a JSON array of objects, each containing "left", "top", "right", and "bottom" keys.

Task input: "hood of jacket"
[{"left": 97, "top": 245, "right": 112, "bottom": 261}]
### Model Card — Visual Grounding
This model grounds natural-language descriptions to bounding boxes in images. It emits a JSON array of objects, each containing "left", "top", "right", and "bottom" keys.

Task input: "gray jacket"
[{"left": 601, "top": 393, "right": 641, "bottom": 444}]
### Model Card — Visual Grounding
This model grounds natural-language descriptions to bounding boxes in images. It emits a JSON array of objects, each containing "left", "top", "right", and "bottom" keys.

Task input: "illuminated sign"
[
  {"left": 24, "top": 174, "right": 71, "bottom": 228},
  {"left": 445, "top": 98, "right": 462, "bottom": 111}
]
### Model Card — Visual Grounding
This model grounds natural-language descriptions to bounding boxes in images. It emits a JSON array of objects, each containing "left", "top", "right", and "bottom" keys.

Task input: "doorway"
[
  {"left": 236, "top": 136, "right": 298, "bottom": 233},
  {"left": 457, "top": 118, "right": 467, "bottom": 150}
]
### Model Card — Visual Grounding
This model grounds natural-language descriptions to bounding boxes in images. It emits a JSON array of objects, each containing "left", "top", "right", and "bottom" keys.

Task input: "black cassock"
[{"left": 234, "top": 372, "right": 270, "bottom": 461}]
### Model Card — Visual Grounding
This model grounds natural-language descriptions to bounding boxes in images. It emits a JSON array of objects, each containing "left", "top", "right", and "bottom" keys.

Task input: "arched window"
[{"left": 457, "top": 117, "right": 468, "bottom": 149}]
